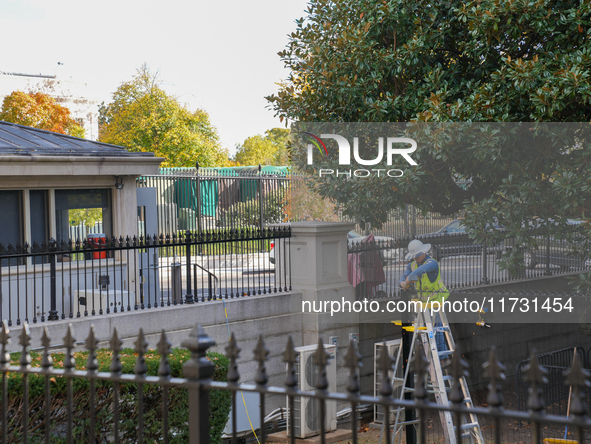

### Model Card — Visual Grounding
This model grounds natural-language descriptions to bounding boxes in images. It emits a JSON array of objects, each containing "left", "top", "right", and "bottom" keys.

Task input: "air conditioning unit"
[
  {"left": 287, "top": 344, "right": 337, "bottom": 439},
  {"left": 374, "top": 339, "right": 404, "bottom": 424}
]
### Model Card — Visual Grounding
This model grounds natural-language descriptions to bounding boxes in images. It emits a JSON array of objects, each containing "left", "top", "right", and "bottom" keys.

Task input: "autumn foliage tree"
[
  {"left": 0, "top": 90, "right": 84, "bottom": 137},
  {"left": 99, "top": 66, "right": 230, "bottom": 167},
  {"left": 234, "top": 128, "right": 290, "bottom": 166}
]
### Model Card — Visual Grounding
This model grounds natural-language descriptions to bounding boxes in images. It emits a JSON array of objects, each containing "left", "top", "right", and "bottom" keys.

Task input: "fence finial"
[
  {"left": 345, "top": 339, "right": 362, "bottom": 395},
  {"left": 0, "top": 320, "right": 10, "bottom": 367},
  {"left": 85, "top": 326, "right": 99, "bottom": 372},
  {"left": 378, "top": 342, "right": 395, "bottom": 398},
  {"left": 254, "top": 335, "right": 269, "bottom": 387},
  {"left": 450, "top": 347, "right": 468, "bottom": 404},
  {"left": 134, "top": 328, "right": 148, "bottom": 377},
  {"left": 283, "top": 336, "right": 298, "bottom": 391},
  {"left": 410, "top": 344, "right": 429, "bottom": 401},
  {"left": 314, "top": 338, "right": 330, "bottom": 392},
  {"left": 525, "top": 349, "right": 548, "bottom": 413},
  {"left": 110, "top": 328, "right": 123, "bottom": 375},
  {"left": 564, "top": 352, "right": 590, "bottom": 417},
  {"left": 182, "top": 324, "right": 216, "bottom": 381},
  {"left": 63, "top": 324, "right": 76, "bottom": 372},
  {"left": 483, "top": 346, "right": 505, "bottom": 409},
  {"left": 157, "top": 330, "right": 172, "bottom": 378},
  {"left": 225, "top": 332, "right": 241, "bottom": 384},
  {"left": 19, "top": 323, "right": 31, "bottom": 368},
  {"left": 41, "top": 327, "right": 53, "bottom": 369}
]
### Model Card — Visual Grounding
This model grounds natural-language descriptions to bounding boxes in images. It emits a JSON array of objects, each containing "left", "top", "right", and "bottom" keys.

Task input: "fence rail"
[
  {"left": 348, "top": 228, "right": 590, "bottom": 300},
  {"left": 2, "top": 321, "right": 591, "bottom": 443},
  {"left": 0, "top": 227, "right": 291, "bottom": 325}
]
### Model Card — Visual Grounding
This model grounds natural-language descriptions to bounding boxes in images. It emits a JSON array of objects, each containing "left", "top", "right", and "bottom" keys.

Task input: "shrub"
[{"left": 3, "top": 348, "right": 231, "bottom": 443}]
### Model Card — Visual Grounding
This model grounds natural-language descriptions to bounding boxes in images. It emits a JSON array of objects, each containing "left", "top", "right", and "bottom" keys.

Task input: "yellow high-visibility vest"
[{"left": 410, "top": 259, "right": 450, "bottom": 303}]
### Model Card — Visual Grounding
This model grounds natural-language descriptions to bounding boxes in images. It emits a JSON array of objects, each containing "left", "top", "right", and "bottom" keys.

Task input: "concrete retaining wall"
[{"left": 7, "top": 222, "right": 590, "bottom": 420}]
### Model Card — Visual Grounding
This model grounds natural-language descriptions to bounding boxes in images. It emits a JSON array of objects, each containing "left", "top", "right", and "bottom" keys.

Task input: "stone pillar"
[{"left": 282, "top": 221, "right": 358, "bottom": 352}]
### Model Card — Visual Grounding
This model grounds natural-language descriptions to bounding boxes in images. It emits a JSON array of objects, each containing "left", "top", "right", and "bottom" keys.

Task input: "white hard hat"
[{"left": 405, "top": 239, "right": 432, "bottom": 261}]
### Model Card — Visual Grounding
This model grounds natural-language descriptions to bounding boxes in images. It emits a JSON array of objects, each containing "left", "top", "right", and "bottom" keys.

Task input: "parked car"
[
  {"left": 347, "top": 231, "right": 403, "bottom": 264},
  {"left": 418, "top": 219, "right": 505, "bottom": 261}
]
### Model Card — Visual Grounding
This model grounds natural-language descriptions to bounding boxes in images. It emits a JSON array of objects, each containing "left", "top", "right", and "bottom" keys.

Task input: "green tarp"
[{"left": 163, "top": 166, "right": 289, "bottom": 227}]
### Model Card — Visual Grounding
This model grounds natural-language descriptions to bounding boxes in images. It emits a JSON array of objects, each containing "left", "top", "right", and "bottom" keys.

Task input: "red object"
[
  {"left": 347, "top": 234, "right": 386, "bottom": 295},
  {"left": 87, "top": 234, "right": 107, "bottom": 259}
]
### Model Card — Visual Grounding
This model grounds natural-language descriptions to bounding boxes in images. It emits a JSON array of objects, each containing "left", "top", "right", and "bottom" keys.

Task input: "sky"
[{"left": 0, "top": 0, "right": 310, "bottom": 156}]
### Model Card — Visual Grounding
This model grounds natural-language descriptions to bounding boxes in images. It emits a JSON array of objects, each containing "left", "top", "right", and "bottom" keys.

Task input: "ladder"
[{"left": 392, "top": 304, "right": 485, "bottom": 444}]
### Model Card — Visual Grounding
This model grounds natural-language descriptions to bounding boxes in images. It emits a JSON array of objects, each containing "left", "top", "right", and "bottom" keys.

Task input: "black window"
[
  {"left": 0, "top": 190, "right": 22, "bottom": 266},
  {"left": 0, "top": 190, "right": 22, "bottom": 248}
]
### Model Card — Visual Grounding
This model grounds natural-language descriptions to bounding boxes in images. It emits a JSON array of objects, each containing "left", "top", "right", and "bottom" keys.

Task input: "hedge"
[{"left": 1, "top": 347, "right": 231, "bottom": 443}]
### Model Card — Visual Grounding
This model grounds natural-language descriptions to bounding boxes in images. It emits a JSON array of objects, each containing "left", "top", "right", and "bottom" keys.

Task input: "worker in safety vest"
[
  {"left": 399, "top": 239, "right": 450, "bottom": 303},
  {"left": 399, "top": 239, "right": 451, "bottom": 366}
]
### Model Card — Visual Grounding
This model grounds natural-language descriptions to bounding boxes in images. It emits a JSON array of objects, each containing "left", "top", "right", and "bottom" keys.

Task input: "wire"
[{"left": 222, "top": 298, "right": 261, "bottom": 444}]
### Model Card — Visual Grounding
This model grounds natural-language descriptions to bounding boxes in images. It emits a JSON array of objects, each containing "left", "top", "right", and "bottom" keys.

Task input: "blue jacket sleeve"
[
  {"left": 399, "top": 262, "right": 413, "bottom": 285},
  {"left": 401, "top": 257, "right": 440, "bottom": 284}
]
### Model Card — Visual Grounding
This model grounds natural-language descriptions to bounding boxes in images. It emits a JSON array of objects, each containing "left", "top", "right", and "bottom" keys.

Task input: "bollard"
[{"left": 172, "top": 261, "right": 182, "bottom": 305}]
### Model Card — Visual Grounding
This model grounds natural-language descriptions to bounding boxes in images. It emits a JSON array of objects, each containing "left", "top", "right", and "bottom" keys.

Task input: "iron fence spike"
[
  {"left": 41, "top": 327, "right": 53, "bottom": 369},
  {"left": 254, "top": 336, "right": 269, "bottom": 386},
  {"left": 0, "top": 320, "right": 10, "bottom": 354},
  {"left": 378, "top": 342, "right": 395, "bottom": 398},
  {"left": 450, "top": 348, "right": 468, "bottom": 404},
  {"left": 225, "top": 332, "right": 241, "bottom": 384},
  {"left": 85, "top": 326, "right": 99, "bottom": 372},
  {"left": 524, "top": 349, "right": 548, "bottom": 413},
  {"left": 134, "top": 328, "right": 148, "bottom": 377},
  {"left": 314, "top": 338, "right": 330, "bottom": 392},
  {"left": 110, "top": 328, "right": 123, "bottom": 374},
  {"left": 40, "top": 326, "right": 51, "bottom": 348},
  {"left": 0, "top": 321, "right": 9, "bottom": 368},
  {"left": 63, "top": 324, "right": 77, "bottom": 371},
  {"left": 157, "top": 330, "right": 172, "bottom": 378},
  {"left": 564, "top": 353, "right": 590, "bottom": 417},
  {"left": 283, "top": 336, "right": 298, "bottom": 390},
  {"left": 345, "top": 339, "right": 362, "bottom": 395},
  {"left": 483, "top": 346, "right": 506, "bottom": 409},
  {"left": 63, "top": 324, "right": 76, "bottom": 349},
  {"left": 410, "top": 345, "right": 429, "bottom": 401},
  {"left": 109, "top": 328, "right": 122, "bottom": 352},
  {"left": 19, "top": 322, "right": 31, "bottom": 368}
]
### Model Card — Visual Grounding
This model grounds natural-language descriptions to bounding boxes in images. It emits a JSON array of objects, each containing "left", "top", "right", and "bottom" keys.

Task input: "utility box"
[{"left": 74, "top": 290, "right": 135, "bottom": 313}]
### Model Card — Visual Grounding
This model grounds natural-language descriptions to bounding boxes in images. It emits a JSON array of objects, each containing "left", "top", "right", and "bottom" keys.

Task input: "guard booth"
[{"left": 0, "top": 120, "right": 164, "bottom": 322}]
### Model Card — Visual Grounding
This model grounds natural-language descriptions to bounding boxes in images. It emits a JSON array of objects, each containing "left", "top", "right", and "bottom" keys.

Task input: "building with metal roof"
[{"left": 0, "top": 119, "right": 163, "bottom": 248}]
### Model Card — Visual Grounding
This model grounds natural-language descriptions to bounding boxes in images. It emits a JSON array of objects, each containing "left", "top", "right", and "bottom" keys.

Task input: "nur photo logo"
[{"left": 302, "top": 132, "right": 418, "bottom": 178}]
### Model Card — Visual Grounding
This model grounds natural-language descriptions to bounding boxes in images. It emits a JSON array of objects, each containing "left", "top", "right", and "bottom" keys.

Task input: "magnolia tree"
[{"left": 269, "top": 0, "right": 591, "bottom": 275}]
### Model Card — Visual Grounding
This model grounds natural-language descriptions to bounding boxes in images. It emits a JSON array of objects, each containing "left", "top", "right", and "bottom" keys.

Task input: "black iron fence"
[
  {"left": 347, "top": 229, "right": 590, "bottom": 300},
  {"left": 516, "top": 347, "right": 589, "bottom": 417},
  {"left": 2, "top": 321, "right": 591, "bottom": 443},
  {"left": 137, "top": 167, "right": 290, "bottom": 235},
  {"left": 344, "top": 205, "right": 459, "bottom": 239},
  {"left": 137, "top": 168, "right": 461, "bottom": 240},
  {"left": 0, "top": 227, "right": 291, "bottom": 326}
]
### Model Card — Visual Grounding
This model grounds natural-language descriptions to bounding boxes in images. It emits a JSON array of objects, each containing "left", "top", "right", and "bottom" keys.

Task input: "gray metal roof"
[{"left": 0, "top": 120, "right": 154, "bottom": 157}]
